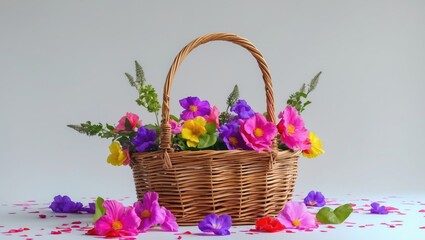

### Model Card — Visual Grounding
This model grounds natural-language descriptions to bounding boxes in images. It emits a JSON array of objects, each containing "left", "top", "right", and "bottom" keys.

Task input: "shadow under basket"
[
  {"left": 131, "top": 150, "right": 299, "bottom": 225},
  {"left": 131, "top": 32, "right": 300, "bottom": 225}
]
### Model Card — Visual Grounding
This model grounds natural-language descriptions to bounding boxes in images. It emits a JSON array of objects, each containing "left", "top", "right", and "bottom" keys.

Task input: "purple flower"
[
  {"left": 370, "top": 202, "right": 388, "bottom": 214},
  {"left": 198, "top": 213, "right": 232, "bottom": 236},
  {"left": 218, "top": 121, "right": 249, "bottom": 150},
  {"left": 230, "top": 99, "right": 255, "bottom": 120},
  {"left": 179, "top": 96, "right": 211, "bottom": 120},
  {"left": 49, "top": 195, "right": 83, "bottom": 213},
  {"left": 133, "top": 192, "right": 165, "bottom": 232},
  {"left": 82, "top": 202, "right": 95, "bottom": 214},
  {"left": 132, "top": 126, "right": 158, "bottom": 152},
  {"left": 303, "top": 190, "right": 326, "bottom": 207}
]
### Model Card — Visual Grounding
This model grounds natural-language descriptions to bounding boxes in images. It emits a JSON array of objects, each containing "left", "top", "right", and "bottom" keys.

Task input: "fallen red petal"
[
  {"left": 385, "top": 206, "right": 399, "bottom": 211},
  {"left": 38, "top": 214, "right": 46, "bottom": 219},
  {"left": 85, "top": 228, "right": 97, "bottom": 235},
  {"left": 71, "top": 221, "right": 82, "bottom": 224},
  {"left": 183, "top": 231, "right": 192, "bottom": 234},
  {"left": 50, "top": 230, "right": 62, "bottom": 235}
]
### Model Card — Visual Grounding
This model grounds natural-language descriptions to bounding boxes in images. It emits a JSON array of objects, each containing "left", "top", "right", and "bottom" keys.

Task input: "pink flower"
[
  {"left": 277, "top": 201, "right": 318, "bottom": 230},
  {"left": 205, "top": 106, "right": 220, "bottom": 128},
  {"left": 133, "top": 192, "right": 165, "bottom": 232},
  {"left": 94, "top": 200, "right": 140, "bottom": 238},
  {"left": 160, "top": 206, "right": 179, "bottom": 232},
  {"left": 169, "top": 119, "right": 182, "bottom": 134},
  {"left": 277, "top": 106, "right": 310, "bottom": 150},
  {"left": 239, "top": 113, "right": 277, "bottom": 152},
  {"left": 115, "top": 112, "right": 142, "bottom": 131}
]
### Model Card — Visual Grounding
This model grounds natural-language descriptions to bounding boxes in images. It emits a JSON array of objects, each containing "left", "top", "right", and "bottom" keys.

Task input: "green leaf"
[
  {"left": 170, "top": 115, "right": 180, "bottom": 122},
  {"left": 197, "top": 134, "right": 217, "bottom": 149},
  {"left": 205, "top": 123, "right": 216, "bottom": 134},
  {"left": 316, "top": 204, "right": 353, "bottom": 224},
  {"left": 124, "top": 118, "right": 132, "bottom": 131},
  {"left": 125, "top": 72, "right": 137, "bottom": 88},
  {"left": 226, "top": 84, "right": 239, "bottom": 107},
  {"left": 93, "top": 197, "right": 106, "bottom": 223},
  {"left": 299, "top": 83, "right": 306, "bottom": 93},
  {"left": 106, "top": 124, "right": 115, "bottom": 131},
  {"left": 307, "top": 71, "right": 321, "bottom": 94},
  {"left": 135, "top": 61, "right": 146, "bottom": 86}
]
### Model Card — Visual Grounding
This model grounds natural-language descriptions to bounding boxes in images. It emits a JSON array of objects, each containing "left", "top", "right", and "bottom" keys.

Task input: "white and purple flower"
[{"left": 198, "top": 213, "right": 232, "bottom": 235}]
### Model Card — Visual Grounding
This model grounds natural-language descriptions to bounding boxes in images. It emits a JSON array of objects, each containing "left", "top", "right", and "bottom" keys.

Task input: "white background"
[{"left": 1, "top": 0, "right": 424, "bottom": 203}]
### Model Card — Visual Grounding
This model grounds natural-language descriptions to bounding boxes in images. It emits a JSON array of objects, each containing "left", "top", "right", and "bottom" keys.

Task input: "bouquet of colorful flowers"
[{"left": 68, "top": 61, "right": 325, "bottom": 166}]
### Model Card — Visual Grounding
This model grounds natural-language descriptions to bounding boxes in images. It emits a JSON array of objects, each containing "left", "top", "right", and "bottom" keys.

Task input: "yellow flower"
[
  {"left": 181, "top": 116, "right": 207, "bottom": 147},
  {"left": 302, "top": 132, "right": 325, "bottom": 158},
  {"left": 107, "top": 142, "right": 127, "bottom": 166}
]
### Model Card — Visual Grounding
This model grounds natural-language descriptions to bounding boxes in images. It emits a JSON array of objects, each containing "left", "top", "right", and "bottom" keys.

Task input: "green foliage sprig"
[
  {"left": 67, "top": 61, "right": 160, "bottom": 150},
  {"left": 126, "top": 61, "right": 161, "bottom": 126},
  {"left": 218, "top": 84, "right": 239, "bottom": 125},
  {"left": 287, "top": 72, "right": 321, "bottom": 113},
  {"left": 67, "top": 121, "right": 116, "bottom": 139}
]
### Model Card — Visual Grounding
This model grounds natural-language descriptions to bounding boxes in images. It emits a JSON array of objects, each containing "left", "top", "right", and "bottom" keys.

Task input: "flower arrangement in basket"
[{"left": 68, "top": 33, "right": 324, "bottom": 226}]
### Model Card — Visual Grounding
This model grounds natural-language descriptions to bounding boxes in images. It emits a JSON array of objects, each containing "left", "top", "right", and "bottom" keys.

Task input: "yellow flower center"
[
  {"left": 229, "top": 136, "right": 238, "bottom": 146},
  {"left": 189, "top": 105, "right": 198, "bottom": 112},
  {"left": 254, "top": 128, "right": 263, "bottom": 137},
  {"left": 141, "top": 209, "right": 151, "bottom": 218},
  {"left": 287, "top": 124, "right": 295, "bottom": 134},
  {"left": 309, "top": 201, "right": 316, "bottom": 206},
  {"left": 292, "top": 218, "right": 300, "bottom": 227},
  {"left": 112, "top": 220, "right": 123, "bottom": 230}
]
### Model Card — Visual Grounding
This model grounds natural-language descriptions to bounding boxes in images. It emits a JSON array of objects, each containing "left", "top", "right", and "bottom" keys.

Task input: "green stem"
[{"left": 155, "top": 111, "right": 160, "bottom": 126}]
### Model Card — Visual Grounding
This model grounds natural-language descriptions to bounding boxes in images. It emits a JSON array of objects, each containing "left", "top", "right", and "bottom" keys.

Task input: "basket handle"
[{"left": 160, "top": 32, "right": 276, "bottom": 168}]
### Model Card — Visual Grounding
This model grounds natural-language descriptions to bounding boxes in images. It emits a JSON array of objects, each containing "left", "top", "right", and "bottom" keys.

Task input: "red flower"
[{"left": 255, "top": 216, "right": 285, "bottom": 232}]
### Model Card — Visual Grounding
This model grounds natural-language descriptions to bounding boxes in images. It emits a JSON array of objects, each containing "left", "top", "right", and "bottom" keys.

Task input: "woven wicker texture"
[{"left": 132, "top": 32, "right": 299, "bottom": 225}]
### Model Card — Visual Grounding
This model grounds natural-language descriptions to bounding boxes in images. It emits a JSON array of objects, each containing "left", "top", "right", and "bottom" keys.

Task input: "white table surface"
[{"left": 1, "top": 193, "right": 425, "bottom": 240}]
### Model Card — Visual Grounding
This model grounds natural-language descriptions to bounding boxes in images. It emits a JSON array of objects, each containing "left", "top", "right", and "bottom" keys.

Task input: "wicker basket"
[{"left": 131, "top": 32, "right": 300, "bottom": 225}]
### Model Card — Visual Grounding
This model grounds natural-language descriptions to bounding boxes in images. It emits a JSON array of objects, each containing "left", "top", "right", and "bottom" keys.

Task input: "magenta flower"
[
  {"left": 277, "top": 105, "right": 310, "bottom": 150},
  {"left": 49, "top": 195, "right": 83, "bottom": 213},
  {"left": 179, "top": 96, "right": 211, "bottom": 120},
  {"left": 160, "top": 206, "right": 179, "bottom": 232},
  {"left": 277, "top": 201, "right": 318, "bottom": 230},
  {"left": 115, "top": 112, "right": 142, "bottom": 131},
  {"left": 370, "top": 202, "right": 389, "bottom": 214},
  {"left": 230, "top": 99, "right": 255, "bottom": 120},
  {"left": 169, "top": 119, "right": 182, "bottom": 134},
  {"left": 304, "top": 190, "right": 326, "bottom": 207},
  {"left": 133, "top": 192, "right": 165, "bottom": 232},
  {"left": 94, "top": 200, "right": 140, "bottom": 238},
  {"left": 132, "top": 126, "right": 158, "bottom": 152},
  {"left": 239, "top": 113, "right": 277, "bottom": 152},
  {"left": 198, "top": 213, "right": 232, "bottom": 236},
  {"left": 218, "top": 121, "right": 248, "bottom": 150}
]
